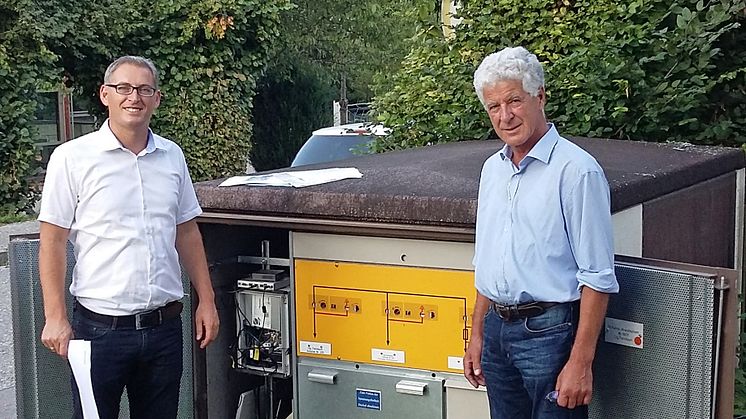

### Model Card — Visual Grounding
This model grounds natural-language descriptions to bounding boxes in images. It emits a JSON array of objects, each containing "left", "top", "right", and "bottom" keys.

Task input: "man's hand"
[
  {"left": 554, "top": 358, "right": 593, "bottom": 408},
  {"left": 554, "top": 287, "right": 608, "bottom": 408},
  {"left": 41, "top": 317, "right": 73, "bottom": 358},
  {"left": 464, "top": 335, "right": 486, "bottom": 388},
  {"left": 464, "top": 292, "right": 490, "bottom": 388},
  {"left": 194, "top": 301, "right": 219, "bottom": 349}
]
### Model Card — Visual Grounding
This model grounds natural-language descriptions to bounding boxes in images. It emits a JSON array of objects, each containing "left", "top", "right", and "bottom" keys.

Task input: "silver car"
[{"left": 291, "top": 123, "right": 390, "bottom": 167}]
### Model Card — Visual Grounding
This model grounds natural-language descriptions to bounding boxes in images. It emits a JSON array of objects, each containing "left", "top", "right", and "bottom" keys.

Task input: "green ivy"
[
  {"left": 118, "top": 0, "right": 292, "bottom": 180},
  {"left": 373, "top": 0, "right": 746, "bottom": 150},
  {"left": 0, "top": 1, "right": 56, "bottom": 213}
]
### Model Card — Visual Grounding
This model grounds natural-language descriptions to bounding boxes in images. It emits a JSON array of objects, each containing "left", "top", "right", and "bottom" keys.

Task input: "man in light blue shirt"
[{"left": 463, "top": 47, "right": 619, "bottom": 419}]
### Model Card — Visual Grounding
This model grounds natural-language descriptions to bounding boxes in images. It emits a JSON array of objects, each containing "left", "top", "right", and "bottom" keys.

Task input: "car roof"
[{"left": 312, "top": 123, "right": 390, "bottom": 137}]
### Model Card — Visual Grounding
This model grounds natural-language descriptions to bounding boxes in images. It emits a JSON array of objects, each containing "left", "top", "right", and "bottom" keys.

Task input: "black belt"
[
  {"left": 492, "top": 301, "right": 560, "bottom": 321},
  {"left": 76, "top": 300, "right": 183, "bottom": 330}
]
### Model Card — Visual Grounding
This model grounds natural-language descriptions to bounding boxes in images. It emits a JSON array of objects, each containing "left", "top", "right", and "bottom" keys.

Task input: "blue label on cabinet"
[{"left": 356, "top": 388, "right": 382, "bottom": 410}]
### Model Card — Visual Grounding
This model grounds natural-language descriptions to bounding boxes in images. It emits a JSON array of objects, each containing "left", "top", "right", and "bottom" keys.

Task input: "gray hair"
[
  {"left": 473, "top": 47, "right": 544, "bottom": 107},
  {"left": 103, "top": 56, "right": 160, "bottom": 88}
]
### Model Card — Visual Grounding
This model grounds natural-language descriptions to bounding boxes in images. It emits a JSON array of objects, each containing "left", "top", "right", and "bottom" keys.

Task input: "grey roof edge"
[
  {"left": 196, "top": 138, "right": 745, "bottom": 227},
  {"left": 194, "top": 184, "right": 477, "bottom": 227},
  {"left": 589, "top": 141, "right": 746, "bottom": 212}
]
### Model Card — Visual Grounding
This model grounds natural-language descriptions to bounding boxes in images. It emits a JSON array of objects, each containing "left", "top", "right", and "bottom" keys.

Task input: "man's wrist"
[
  {"left": 44, "top": 312, "right": 69, "bottom": 322},
  {"left": 195, "top": 291, "right": 216, "bottom": 306},
  {"left": 44, "top": 301, "right": 68, "bottom": 321},
  {"left": 567, "top": 347, "right": 595, "bottom": 366}
]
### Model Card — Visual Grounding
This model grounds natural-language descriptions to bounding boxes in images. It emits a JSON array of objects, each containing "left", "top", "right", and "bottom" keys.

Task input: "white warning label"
[
  {"left": 299, "top": 340, "right": 332, "bottom": 355},
  {"left": 604, "top": 317, "right": 644, "bottom": 349},
  {"left": 371, "top": 348, "right": 405, "bottom": 363}
]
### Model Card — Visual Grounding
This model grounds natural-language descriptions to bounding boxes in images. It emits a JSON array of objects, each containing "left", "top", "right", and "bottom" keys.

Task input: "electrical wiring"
[{"left": 233, "top": 290, "right": 283, "bottom": 373}]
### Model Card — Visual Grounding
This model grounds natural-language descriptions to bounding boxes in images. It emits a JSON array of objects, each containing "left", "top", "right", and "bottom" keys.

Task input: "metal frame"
[{"left": 615, "top": 255, "right": 738, "bottom": 419}]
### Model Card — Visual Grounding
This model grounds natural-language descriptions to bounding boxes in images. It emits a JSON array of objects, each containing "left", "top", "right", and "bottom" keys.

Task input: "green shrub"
[
  {"left": 0, "top": 211, "right": 35, "bottom": 226},
  {"left": 249, "top": 0, "right": 435, "bottom": 170},
  {"left": 0, "top": 2, "right": 56, "bottom": 213},
  {"left": 250, "top": 60, "right": 335, "bottom": 171},
  {"left": 19, "top": 0, "right": 291, "bottom": 182},
  {"left": 373, "top": 0, "right": 746, "bottom": 150},
  {"left": 138, "top": 0, "right": 289, "bottom": 180},
  {"left": 737, "top": 338, "right": 746, "bottom": 414}
]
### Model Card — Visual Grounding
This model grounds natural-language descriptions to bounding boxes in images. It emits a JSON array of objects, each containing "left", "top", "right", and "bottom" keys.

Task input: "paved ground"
[
  {"left": 0, "top": 265, "right": 16, "bottom": 419},
  {"left": 0, "top": 220, "right": 40, "bottom": 419}
]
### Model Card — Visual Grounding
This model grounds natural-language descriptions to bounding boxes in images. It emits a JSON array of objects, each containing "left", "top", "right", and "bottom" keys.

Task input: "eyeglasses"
[{"left": 105, "top": 83, "right": 157, "bottom": 97}]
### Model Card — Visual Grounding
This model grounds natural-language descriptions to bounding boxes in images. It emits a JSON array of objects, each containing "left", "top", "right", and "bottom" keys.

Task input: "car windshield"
[{"left": 291, "top": 134, "right": 373, "bottom": 167}]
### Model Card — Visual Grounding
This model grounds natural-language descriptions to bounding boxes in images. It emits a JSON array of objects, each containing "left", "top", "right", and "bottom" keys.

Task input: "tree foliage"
[
  {"left": 62, "top": 0, "right": 291, "bottom": 180},
  {"left": 373, "top": 0, "right": 746, "bottom": 151},
  {"left": 143, "top": 0, "right": 292, "bottom": 179},
  {"left": 282, "top": 0, "right": 436, "bottom": 101},
  {"left": 1, "top": 0, "right": 431, "bottom": 212},
  {"left": 0, "top": 0, "right": 291, "bottom": 208},
  {"left": 0, "top": 0, "right": 56, "bottom": 213},
  {"left": 250, "top": 0, "right": 434, "bottom": 170}
]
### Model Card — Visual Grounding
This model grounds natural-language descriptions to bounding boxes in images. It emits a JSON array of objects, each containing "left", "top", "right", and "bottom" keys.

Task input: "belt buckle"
[
  {"left": 135, "top": 309, "right": 162, "bottom": 330},
  {"left": 494, "top": 303, "right": 515, "bottom": 321}
]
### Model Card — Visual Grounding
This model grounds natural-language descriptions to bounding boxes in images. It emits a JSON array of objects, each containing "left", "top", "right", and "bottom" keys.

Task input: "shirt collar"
[
  {"left": 97, "top": 119, "right": 164, "bottom": 153},
  {"left": 498, "top": 123, "right": 559, "bottom": 165}
]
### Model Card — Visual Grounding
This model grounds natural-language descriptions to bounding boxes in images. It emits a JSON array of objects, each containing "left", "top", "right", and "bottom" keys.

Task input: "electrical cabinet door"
[{"left": 297, "top": 358, "right": 445, "bottom": 419}]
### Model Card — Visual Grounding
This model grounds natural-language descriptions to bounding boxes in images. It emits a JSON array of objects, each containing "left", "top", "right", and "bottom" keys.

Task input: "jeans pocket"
[
  {"left": 72, "top": 316, "right": 112, "bottom": 341},
  {"left": 523, "top": 307, "right": 572, "bottom": 334}
]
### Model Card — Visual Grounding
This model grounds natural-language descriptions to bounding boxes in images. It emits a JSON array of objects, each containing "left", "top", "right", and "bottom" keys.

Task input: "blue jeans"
[
  {"left": 70, "top": 306, "right": 183, "bottom": 419},
  {"left": 480, "top": 302, "right": 587, "bottom": 419}
]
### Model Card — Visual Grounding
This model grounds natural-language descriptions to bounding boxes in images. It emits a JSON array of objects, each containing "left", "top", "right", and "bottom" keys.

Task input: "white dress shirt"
[{"left": 38, "top": 121, "right": 202, "bottom": 315}]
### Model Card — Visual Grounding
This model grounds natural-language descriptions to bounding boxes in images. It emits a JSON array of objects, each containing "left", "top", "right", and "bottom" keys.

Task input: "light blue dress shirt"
[{"left": 473, "top": 124, "right": 619, "bottom": 304}]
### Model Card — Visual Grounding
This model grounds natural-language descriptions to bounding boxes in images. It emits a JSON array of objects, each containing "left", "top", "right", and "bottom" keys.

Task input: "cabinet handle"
[
  {"left": 395, "top": 380, "right": 428, "bottom": 396},
  {"left": 307, "top": 369, "right": 337, "bottom": 385}
]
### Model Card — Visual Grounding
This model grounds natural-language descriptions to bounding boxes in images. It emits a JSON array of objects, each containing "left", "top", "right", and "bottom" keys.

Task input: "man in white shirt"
[{"left": 38, "top": 55, "right": 219, "bottom": 419}]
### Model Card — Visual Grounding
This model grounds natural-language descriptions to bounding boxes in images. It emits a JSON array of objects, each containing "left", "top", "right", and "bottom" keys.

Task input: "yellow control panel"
[{"left": 294, "top": 258, "right": 476, "bottom": 373}]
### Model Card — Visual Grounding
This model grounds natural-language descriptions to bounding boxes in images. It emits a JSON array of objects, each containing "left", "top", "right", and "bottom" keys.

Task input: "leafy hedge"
[
  {"left": 144, "top": 0, "right": 292, "bottom": 180},
  {"left": 372, "top": 0, "right": 746, "bottom": 150},
  {"left": 0, "top": 2, "right": 55, "bottom": 214},
  {"left": 1, "top": 0, "right": 291, "bottom": 214},
  {"left": 57, "top": 0, "right": 291, "bottom": 181}
]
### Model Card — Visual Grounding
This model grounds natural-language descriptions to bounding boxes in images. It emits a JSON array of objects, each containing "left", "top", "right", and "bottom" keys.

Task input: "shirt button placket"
[
  {"left": 136, "top": 158, "right": 154, "bottom": 306},
  {"left": 504, "top": 172, "right": 521, "bottom": 300}
]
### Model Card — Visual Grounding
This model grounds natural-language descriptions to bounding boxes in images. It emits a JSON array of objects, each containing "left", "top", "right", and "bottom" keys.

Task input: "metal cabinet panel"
[
  {"left": 297, "top": 359, "right": 445, "bottom": 419},
  {"left": 294, "top": 258, "right": 473, "bottom": 373},
  {"left": 9, "top": 238, "right": 194, "bottom": 419},
  {"left": 590, "top": 260, "right": 730, "bottom": 419}
]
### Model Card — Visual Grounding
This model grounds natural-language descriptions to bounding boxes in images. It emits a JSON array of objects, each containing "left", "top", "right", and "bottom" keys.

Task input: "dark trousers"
[{"left": 70, "top": 306, "right": 183, "bottom": 419}]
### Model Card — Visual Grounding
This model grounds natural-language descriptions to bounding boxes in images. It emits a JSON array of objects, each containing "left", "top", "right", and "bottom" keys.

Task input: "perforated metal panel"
[
  {"left": 10, "top": 238, "right": 75, "bottom": 419},
  {"left": 590, "top": 263, "right": 716, "bottom": 419},
  {"left": 10, "top": 238, "right": 194, "bottom": 419}
]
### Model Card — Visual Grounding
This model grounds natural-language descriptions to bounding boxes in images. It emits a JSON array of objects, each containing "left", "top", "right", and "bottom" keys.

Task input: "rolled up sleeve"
[{"left": 564, "top": 171, "right": 619, "bottom": 294}]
